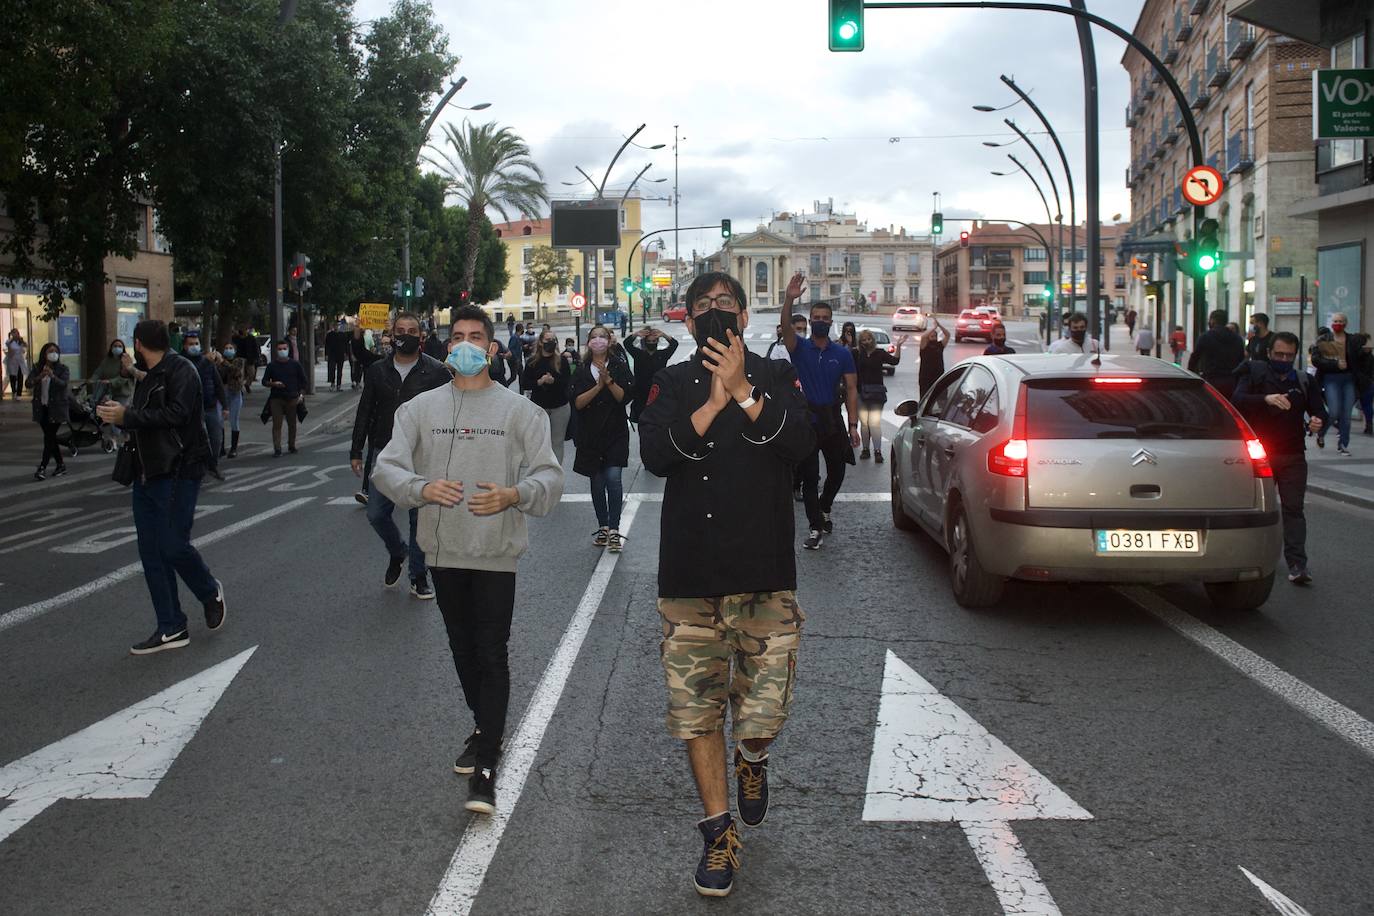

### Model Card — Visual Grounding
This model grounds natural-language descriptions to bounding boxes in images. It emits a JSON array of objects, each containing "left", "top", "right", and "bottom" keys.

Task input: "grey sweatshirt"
[{"left": 372, "top": 381, "right": 564, "bottom": 572}]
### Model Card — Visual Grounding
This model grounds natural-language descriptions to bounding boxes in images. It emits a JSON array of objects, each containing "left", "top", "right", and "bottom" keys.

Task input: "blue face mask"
[
  {"left": 447, "top": 341, "right": 489, "bottom": 377},
  {"left": 111, "top": 346, "right": 124, "bottom": 357},
  {"left": 223, "top": 348, "right": 236, "bottom": 359},
  {"left": 47, "top": 350, "right": 60, "bottom": 363},
  {"left": 1269, "top": 357, "right": 1296, "bottom": 377},
  {"left": 187, "top": 345, "right": 202, "bottom": 357}
]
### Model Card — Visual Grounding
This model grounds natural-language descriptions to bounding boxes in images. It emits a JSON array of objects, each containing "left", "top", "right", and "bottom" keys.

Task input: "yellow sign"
[{"left": 358, "top": 302, "right": 390, "bottom": 331}]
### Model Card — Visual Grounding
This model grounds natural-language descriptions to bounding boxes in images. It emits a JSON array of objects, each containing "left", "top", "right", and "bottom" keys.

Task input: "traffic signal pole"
[{"left": 627, "top": 225, "right": 727, "bottom": 315}]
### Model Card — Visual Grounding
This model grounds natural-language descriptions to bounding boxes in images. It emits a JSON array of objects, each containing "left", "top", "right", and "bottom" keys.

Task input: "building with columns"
[{"left": 709, "top": 199, "right": 937, "bottom": 312}]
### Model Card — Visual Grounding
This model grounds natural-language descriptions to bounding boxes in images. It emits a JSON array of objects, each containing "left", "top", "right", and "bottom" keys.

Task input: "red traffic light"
[
  {"left": 959, "top": 231, "right": 970, "bottom": 248},
  {"left": 290, "top": 265, "right": 305, "bottom": 280},
  {"left": 458, "top": 289, "right": 471, "bottom": 303}
]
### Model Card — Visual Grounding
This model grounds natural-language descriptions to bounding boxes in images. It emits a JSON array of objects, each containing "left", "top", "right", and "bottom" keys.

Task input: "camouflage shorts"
[{"left": 658, "top": 591, "right": 804, "bottom": 741}]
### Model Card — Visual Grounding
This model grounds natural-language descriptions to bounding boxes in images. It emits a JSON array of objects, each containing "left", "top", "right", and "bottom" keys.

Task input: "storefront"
[{"left": 115, "top": 283, "right": 149, "bottom": 343}]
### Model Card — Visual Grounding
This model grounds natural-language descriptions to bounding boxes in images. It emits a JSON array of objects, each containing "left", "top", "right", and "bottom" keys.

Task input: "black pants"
[
  {"left": 348, "top": 357, "right": 361, "bottom": 387},
  {"left": 327, "top": 356, "right": 344, "bottom": 388},
  {"left": 8, "top": 374, "right": 21, "bottom": 398},
  {"left": 1270, "top": 452, "right": 1307, "bottom": 573},
  {"left": 800, "top": 432, "right": 847, "bottom": 530},
  {"left": 431, "top": 567, "right": 517, "bottom": 769},
  {"left": 39, "top": 419, "right": 62, "bottom": 469}
]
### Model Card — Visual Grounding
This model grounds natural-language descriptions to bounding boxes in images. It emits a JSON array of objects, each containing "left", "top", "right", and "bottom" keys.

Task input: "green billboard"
[{"left": 1313, "top": 68, "right": 1374, "bottom": 140}]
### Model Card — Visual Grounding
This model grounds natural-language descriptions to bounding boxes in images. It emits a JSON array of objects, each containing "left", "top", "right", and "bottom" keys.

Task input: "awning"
[{"left": 1226, "top": 0, "right": 1322, "bottom": 45}]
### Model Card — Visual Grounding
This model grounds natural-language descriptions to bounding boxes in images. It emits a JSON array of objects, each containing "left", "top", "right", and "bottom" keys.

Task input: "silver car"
[{"left": 889, "top": 353, "right": 1282, "bottom": 610}]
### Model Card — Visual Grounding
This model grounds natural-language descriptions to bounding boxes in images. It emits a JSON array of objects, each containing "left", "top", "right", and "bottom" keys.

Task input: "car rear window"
[{"left": 1026, "top": 378, "right": 1238, "bottom": 440}]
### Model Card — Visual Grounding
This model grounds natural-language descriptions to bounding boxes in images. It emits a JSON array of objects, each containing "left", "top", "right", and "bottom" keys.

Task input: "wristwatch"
[{"left": 735, "top": 385, "right": 762, "bottom": 409}]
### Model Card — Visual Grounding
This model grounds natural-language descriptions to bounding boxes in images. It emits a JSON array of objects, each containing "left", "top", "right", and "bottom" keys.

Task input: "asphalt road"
[{"left": 1, "top": 320, "right": 1371, "bottom": 915}]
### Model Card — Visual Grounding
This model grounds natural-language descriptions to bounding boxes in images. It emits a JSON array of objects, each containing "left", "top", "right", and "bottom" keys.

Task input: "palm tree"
[{"left": 427, "top": 120, "right": 548, "bottom": 297}]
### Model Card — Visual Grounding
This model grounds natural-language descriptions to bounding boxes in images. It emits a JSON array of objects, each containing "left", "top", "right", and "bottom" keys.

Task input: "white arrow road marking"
[
  {"left": 0, "top": 498, "right": 313, "bottom": 635},
  {"left": 1240, "top": 867, "right": 1314, "bottom": 916},
  {"left": 269, "top": 465, "right": 347, "bottom": 491},
  {"left": 52, "top": 505, "right": 229, "bottom": 554},
  {"left": 426, "top": 499, "right": 642, "bottom": 916},
  {"left": 864, "top": 650, "right": 1091, "bottom": 916},
  {"left": 0, "top": 646, "right": 256, "bottom": 844},
  {"left": 217, "top": 465, "right": 317, "bottom": 493}
]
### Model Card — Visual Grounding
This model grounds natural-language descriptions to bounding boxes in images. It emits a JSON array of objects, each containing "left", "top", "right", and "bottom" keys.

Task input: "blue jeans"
[
  {"left": 226, "top": 392, "right": 243, "bottom": 432},
  {"left": 132, "top": 475, "right": 218, "bottom": 635},
  {"left": 590, "top": 464, "right": 623, "bottom": 530},
  {"left": 1322, "top": 373, "right": 1357, "bottom": 449},
  {"left": 204, "top": 405, "right": 223, "bottom": 465},
  {"left": 366, "top": 484, "right": 426, "bottom": 581}
]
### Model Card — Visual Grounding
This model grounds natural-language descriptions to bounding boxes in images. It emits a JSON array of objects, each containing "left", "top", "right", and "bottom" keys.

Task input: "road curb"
[{"left": 1307, "top": 481, "right": 1374, "bottom": 511}]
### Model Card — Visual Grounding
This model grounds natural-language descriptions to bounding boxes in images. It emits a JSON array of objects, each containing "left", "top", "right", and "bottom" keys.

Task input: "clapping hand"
[
  {"left": 467, "top": 482, "right": 518, "bottom": 516},
  {"left": 422, "top": 479, "right": 464, "bottom": 507},
  {"left": 701, "top": 329, "right": 749, "bottom": 403}
]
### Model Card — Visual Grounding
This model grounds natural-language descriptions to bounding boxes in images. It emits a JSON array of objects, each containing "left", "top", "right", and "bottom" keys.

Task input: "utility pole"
[
  {"left": 673, "top": 125, "right": 680, "bottom": 304},
  {"left": 1071, "top": 0, "right": 1102, "bottom": 340},
  {"left": 931, "top": 191, "right": 941, "bottom": 314}
]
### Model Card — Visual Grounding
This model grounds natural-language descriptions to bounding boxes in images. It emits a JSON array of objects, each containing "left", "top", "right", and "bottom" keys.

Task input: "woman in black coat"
[
  {"left": 28, "top": 342, "right": 70, "bottom": 479},
  {"left": 570, "top": 324, "right": 633, "bottom": 552}
]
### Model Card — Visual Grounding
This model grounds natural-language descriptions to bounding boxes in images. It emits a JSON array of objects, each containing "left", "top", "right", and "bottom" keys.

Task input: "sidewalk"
[{"left": 1305, "top": 432, "right": 1374, "bottom": 510}]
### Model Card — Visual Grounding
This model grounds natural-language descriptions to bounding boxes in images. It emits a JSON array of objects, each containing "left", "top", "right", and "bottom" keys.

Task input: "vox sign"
[{"left": 1313, "top": 69, "right": 1374, "bottom": 140}]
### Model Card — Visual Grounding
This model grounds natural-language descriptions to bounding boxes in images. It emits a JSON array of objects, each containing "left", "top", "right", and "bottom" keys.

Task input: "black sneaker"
[
  {"left": 53, "top": 465, "right": 68, "bottom": 478},
  {"left": 410, "top": 574, "right": 434, "bottom": 600},
  {"left": 33, "top": 467, "right": 46, "bottom": 481},
  {"left": 130, "top": 628, "right": 190, "bottom": 656},
  {"left": 273, "top": 448, "right": 282, "bottom": 457},
  {"left": 354, "top": 491, "right": 368, "bottom": 506},
  {"left": 859, "top": 448, "right": 870, "bottom": 460},
  {"left": 874, "top": 451, "right": 885, "bottom": 465},
  {"left": 465, "top": 768, "right": 496, "bottom": 815},
  {"left": 1288, "top": 568, "right": 1312, "bottom": 585},
  {"left": 384, "top": 556, "right": 404, "bottom": 588},
  {"left": 693, "top": 812, "right": 742, "bottom": 897},
  {"left": 822, "top": 511, "right": 833, "bottom": 534},
  {"left": 453, "top": 730, "right": 482, "bottom": 775},
  {"left": 288, "top": 446, "right": 298, "bottom": 454},
  {"left": 803, "top": 529, "right": 824, "bottom": 550},
  {"left": 203, "top": 579, "right": 226, "bottom": 631},
  {"left": 734, "top": 749, "right": 770, "bottom": 827}
]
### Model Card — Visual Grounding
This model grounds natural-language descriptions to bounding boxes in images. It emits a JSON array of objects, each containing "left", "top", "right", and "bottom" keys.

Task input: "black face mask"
[
  {"left": 810, "top": 320, "right": 832, "bottom": 339},
  {"left": 692, "top": 309, "right": 739, "bottom": 349},
  {"left": 1070, "top": 329, "right": 1086, "bottom": 344},
  {"left": 393, "top": 334, "right": 420, "bottom": 355},
  {"left": 542, "top": 340, "right": 556, "bottom": 353},
  {"left": 644, "top": 337, "right": 660, "bottom": 351}
]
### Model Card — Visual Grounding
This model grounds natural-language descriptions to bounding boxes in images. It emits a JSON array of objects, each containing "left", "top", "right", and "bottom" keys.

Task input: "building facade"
[
  {"left": 0, "top": 199, "right": 175, "bottom": 377},
  {"left": 712, "top": 200, "right": 937, "bottom": 312},
  {"left": 490, "top": 196, "right": 647, "bottom": 323},
  {"left": 1120, "top": 0, "right": 1325, "bottom": 344},
  {"left": 1230, "top": 0, "right": 1374, "bottom": 335},
  {"left": 937, "top": 221, "right": 1124, "bottom": 318}
]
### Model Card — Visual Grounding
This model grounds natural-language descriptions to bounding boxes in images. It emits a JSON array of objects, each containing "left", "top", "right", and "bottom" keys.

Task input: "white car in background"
[{"left": 891, "top": 306, "right": 927, "bottom": 333}]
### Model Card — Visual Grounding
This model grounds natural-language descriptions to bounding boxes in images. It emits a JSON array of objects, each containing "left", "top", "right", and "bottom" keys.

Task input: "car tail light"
[
  {"left": 1091, "top": 377, "right": 1143, "bottom": 386},
  {"left": 988, "top": 384, "right": 1029, "bottom": 478},
  {"left": 1206, "top": 384, "right": 1273, "bottom": 478}
]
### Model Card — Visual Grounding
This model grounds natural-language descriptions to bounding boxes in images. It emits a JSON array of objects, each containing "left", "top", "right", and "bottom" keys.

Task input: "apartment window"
[
  {"left": 1245, "top": 82, "right": 1254, "bottom": 131},
  {"left": 620, "top": 208, "right": 627, "bottom": 229},
  {"left": 133, "top": 206, "right": 149, "bottom": 250},
  {"left": 882, "top": 252, "right": 895, "bottom": 275},
  {"left": 829, "top": 283, "right": 841, "bottom": 297},
  {"left": 523, "top": 279, "right": 534, "bottom": 297},
  {"left": 1023, "top": 270, "right": 1048, "bottom": 284},
  {"left": 907, "top": 253, "right": 920, "bottom": 274},
  {"left": 151, "top": 211, "right": 171, "bottom": 253},
  {"left": 810, "top": 283, "right": 821, "bottom": 303},
  {"left": 847, "top": 253, "right": 860, "bottom": 274},
  {"left": 1024, "top": 247, "right": 1047, "bottom": 262},
  {"left": 1330, "top": 34, "right": 1367, "bottom": 168},
  {"left": 908, "top": 284, "right": 920, "bottom": 302},
  {"left": 882, "top": 284, "right": 894, "bottom": 304},
  {"left": 827, "top": 249, "right": 843, "bottom": 270},
  {"left": 522, "top": 246, "right": 534, "bottom": 265},
  {"left": 809, "top": 253, "right": 821, "bottom": 275}
]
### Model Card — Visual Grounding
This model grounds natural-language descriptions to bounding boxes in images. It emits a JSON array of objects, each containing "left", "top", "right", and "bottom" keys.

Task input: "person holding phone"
[{"left": 28, "top": 343, "right": 70, "bottom": 479}]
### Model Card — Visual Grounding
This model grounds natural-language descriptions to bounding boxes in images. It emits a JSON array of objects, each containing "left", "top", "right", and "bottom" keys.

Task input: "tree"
[
  {"left": 526, "top": 246, "right": 571, "bottom": 319},
  {"left": 426, "top": 121, "right": 548, "bottom": 294}
]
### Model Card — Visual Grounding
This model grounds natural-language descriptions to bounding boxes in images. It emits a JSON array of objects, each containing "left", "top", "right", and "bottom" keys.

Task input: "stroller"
[{"left": 58, "top": 382, "right": 113, "bottom": 457}]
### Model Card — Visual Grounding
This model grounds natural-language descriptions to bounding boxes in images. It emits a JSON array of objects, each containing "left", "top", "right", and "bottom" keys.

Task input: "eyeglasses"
[{"left": 691, "top": 293, "right": 740, "bottom": 315}]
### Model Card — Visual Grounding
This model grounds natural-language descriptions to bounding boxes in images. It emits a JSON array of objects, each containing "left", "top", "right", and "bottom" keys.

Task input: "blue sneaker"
[
  {"left": 734, "top": 749, "right": 770, "bottom": 827},
  {"left": 693, "top": 812, "right": 742, "bottom": 897}
]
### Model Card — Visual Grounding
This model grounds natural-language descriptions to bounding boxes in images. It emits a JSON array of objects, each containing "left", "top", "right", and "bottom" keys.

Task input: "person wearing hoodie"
[{"left": 372, "top": 305, "right": 563, "bottom": 818}]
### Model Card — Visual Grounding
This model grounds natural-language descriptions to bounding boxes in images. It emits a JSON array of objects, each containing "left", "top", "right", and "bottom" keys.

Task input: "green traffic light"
[{"left": 838, "top": 20, "right": 858, "bottom": 40}]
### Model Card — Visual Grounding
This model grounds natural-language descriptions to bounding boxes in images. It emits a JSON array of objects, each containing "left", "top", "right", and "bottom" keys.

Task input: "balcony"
[
  {"left": 1151, "top": 68, "right": 1163, "bottom": 85},
  {"left": 1190, "top": 0, "right": 1209, "bottom": 14},
  {"left": 1173, "top": 187, "right": 1186, "bottom": 215},
  {"left": 1142, "top": 80, "right": 1156, "bottom": 101},
  {"left": 1126, "top": 102, "right": 1137, "bottom": 128},
  {"left": 1164, "top": 124, "right": 1179, "bottom": 146},
  {"left": 1226, "top": 129, "right": 1255, "bottom": 173},
  {"left": 1174, "top": 9, "right": 1193, "bottom": 41},
  {"left": 1162, "top": 37, "right": 1178, "bottom": 65},
  {"left": 1206, "top": 152, "right": 1221, "bottom": 172},
  {"left": 1189, "top": 73, "right": 1211, "bottom": 110},
  {"left": 1206, "top": 47, "right": 1231, "bottom": 88},
  {"left": 826, "top": 264, "right": 844, "bottom": 275},
  {"left": 1227, "top": 19, "right": 1257, "bottom": 61},
  {"left": 1125, "top": 166, "right": 1135, "bottom": 188}
]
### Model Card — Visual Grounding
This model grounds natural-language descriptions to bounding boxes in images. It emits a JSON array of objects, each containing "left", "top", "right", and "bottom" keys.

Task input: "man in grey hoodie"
[{"left": 372, "top": 305, "right": 564, "bottom": 816}]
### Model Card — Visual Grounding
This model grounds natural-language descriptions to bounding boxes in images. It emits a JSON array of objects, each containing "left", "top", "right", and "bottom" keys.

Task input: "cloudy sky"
[{"left": 358, "top": 0, "right": 1145, "bottom": 260}]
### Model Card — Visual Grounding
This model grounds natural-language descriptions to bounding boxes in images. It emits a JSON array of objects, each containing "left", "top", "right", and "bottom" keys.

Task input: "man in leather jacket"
[
  {"left": 96, "top": 319, "right": 226, "bottom": 656},
  {"left": 350, "top": 312, "right": 450, "bottom": 598}
]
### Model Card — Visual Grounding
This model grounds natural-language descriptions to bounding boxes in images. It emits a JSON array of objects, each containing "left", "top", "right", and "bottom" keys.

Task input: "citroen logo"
[{"left": 1131, "top": 448, "right": 1157, "bottom": 467}]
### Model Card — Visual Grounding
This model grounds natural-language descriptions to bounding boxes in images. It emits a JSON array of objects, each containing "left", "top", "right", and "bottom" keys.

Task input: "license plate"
[{"left": 1095, "top": 529, "right": 1202, "bottom": 554}]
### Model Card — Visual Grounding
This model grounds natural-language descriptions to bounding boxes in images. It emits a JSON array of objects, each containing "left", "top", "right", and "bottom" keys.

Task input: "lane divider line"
[
  {"left": 0, "top": 497, "right": 315, "bottom": 636},
  {"left": 426, "top": 498, "right": 643, "bottom": 915},
  {"left": 1115, "top": 585, "right": 1374, "bottom": 761}
]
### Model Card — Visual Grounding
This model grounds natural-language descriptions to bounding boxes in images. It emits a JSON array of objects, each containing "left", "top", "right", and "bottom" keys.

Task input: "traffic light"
[
  {"left": 414, "top": 276, "right": 425, "bottom": 299},
  {"left": 959, "top": 231, "right": 970, "bottom": 249},
  {"left": 622, "top": 277, "right": 634, "bottom": 295},
  {"left": 458, "top": 289, "right": 470, "bottom": 304},
  {"left": 931, "top": 212, "right": 943, "bottom": 235},
  {"left": 720, "top": 219, "right": 732, "bottom": 239},
  {"left": 1130, "top": 257, "right": 1149, "bottom": 281},
  {"left": 288, "top": 253, "right": 311, "bottom": 296},
  {"left": 1195, "top": 218, "right": 1220, "bottom": 272},
  {"left": 1043, "top": 282, "right": 1054, "bottom": 301},
  {"left": 828, "top": 0, "right": 864, "bottom": 51},
  {"left": 392, "top": 280, "right": 403, "bottom": 298}
]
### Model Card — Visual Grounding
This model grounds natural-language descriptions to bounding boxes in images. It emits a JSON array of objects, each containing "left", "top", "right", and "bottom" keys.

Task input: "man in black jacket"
[
  {"left": 324, "top": 319, "right": 351, "bottom": 391},
  {"left": 350, "top": 312, "right": 449, "bottom": 598},
  {"left": 182, "top": 330, "right": 227, "bottom": 479},
  {"left": 1232, "top": 331, "right": 1327, "bottom": 585},
  {"left": 638, "top": 271, "right": 814, "bottom": 899},
  {"left": 625, "top": 326, "right": 679, "bottom": 421},
  {"left": 97, "top": 320, "right": 226, "bottom": 656},
  {"left": 1188, "top": 308, "right": 1246, "bottom": 399},
  {"left": 1245, "top": 312, "right": 1275, "bottom": 361}
]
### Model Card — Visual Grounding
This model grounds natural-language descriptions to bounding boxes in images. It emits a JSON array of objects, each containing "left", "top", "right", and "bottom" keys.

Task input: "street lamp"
[
  {"left": 991, "top": 155, "right": 1058, "bottom": 337},
  {"left": 1001, "top": 119, "right": 1064, "bottom": 319},
  {"left": 972, "top": 98, "right": 1024, "bottom": 113}
]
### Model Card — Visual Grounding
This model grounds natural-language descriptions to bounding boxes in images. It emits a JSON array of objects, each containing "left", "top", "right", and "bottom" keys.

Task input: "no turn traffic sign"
[
  {"left": 1181, "top": 165, "right": 1224, "bottom": 207},
  {"left": 570, "top": 292, "right": 586, "bottom": 312}
]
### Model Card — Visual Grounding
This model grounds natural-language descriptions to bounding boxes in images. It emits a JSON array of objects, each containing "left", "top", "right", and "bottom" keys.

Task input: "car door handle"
[{"left": 942, "top": 444, "right": 956, "bottom": 456}]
